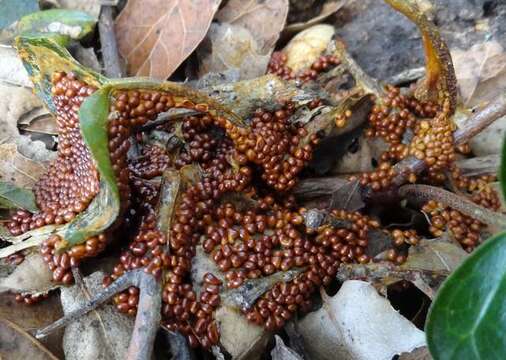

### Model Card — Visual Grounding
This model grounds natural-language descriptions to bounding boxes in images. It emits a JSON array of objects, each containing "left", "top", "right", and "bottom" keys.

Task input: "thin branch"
[
  {"left": 134, "top": 108, "right": 201, "bottom": 133},
  {"left": 99, "top": 6, "right": 123, "bottom": 78},
  {"left": 34, "top": 269, "right": 143, "bottom": 339},
  {"left": 399, "top": 184, "right": 506, "bottom": 228},
  {"left": 126, "top": 272, "right": 161, "bottom": 360}
]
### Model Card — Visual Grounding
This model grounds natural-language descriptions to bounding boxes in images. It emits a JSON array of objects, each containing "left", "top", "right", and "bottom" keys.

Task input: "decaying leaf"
[
  {"left": 0, "top": 181, "right": 38, "bottom": 212},
  {"left": 197, "top": 22, "right": 271, "bottom": 80},
  {"left": 0, "top": 45, "right": 32, "bottom": 87},
  {"left": 115, "top": 0, "right": 221, "bottom": 79},
  {"left": 451, "top": 41, "right": 506, "bottom": 107},
  {"left": 398, "top": 346, "right": 433, "bottom": 360},
  {"left": 0, "top": 292, "right": 64, "bottom": 357},
  {"left": 0, "top": 252, "right": 56, "bottom": 294},
  {"left": 282, "top": 24, "right": 335, "bottom": 72},
  {"left": 216, "top": 0, "right": 289, "bottom": 55},
  {"left": 271, "top": 335, "right": 303, "bottom": 360},
  {"left": 0, "top": 317, "right": 58, "bottom": 360},
  {"left": 337, "top": 237, "right": 468, "bottom": 299},
  {"left": 61, "top": 271, "right": 134, "bottom": 360},
  {"left": 0, "top": 143, "right": 46, "bottom": 189},
  {"left": 297, "top": 280, "right": 426, "bottom": 360}
]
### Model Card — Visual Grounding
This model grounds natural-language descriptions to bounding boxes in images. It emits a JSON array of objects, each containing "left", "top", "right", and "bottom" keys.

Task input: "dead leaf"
[
  {"left": 271, "top": 335, "right": 303, "bottom": 360},
  {"left": 0, "top": 83, "right": 54, "bottom": 161},
  {"left": 0, "top": 45, "right": 32, "bottom": 87},
  {"left": 0, "top": 318, "right": 59, "bottom": 360},
  {"left": 298, "top": 280, "right": 426, "bottom": 360},
  {"left": 197, "top": 22, "right": 271, "bottom": 80},
  {"left": 456, "top": 154, "right": 499, "bottom": 177},
  {"left": 336, "top": 237, "right": 468, "bottom": 299},
  {"left": 0, "top": 252, "right": 56, "bottom": 294},
  {"left": 282, "top": 24, "right": 335, "bottom": 72},
  {"left": 61, "top": 271, "right": 134, "bottom": 360},
  {"left": 398, "top": 346, "right": 433, "bottom": 360},
  {"left": 20, "top": 116, "right": 58, "bottom": 135},
  {"left": 115, "top": 0, "right": 221, "bottom": 79},
  {"left": 451, "top": 41, "right": 506, "bottom": 107},
  {"left": 216, "top": 0, "right": 289, "bottom": 54},
  {"left": 0, "top": 143, "right": 46, "bottom": 188},
  {"left": 283, "top": 0, "right": 346, "bottom": 35},
  {"left": 0, "top": 292, "right": 64, "bottom": 358},
  {"left": 329, "top": 179, "right": 365, "bottom": 211}
]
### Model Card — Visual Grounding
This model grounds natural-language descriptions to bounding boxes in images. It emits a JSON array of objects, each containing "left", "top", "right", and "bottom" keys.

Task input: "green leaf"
[
  {"left": 15, "top": 34, "right": 105, "bottom": 113},
  {"left": 58, "top": 86, "right": 120, "bottom": 247},
  {"left": 0, "top": 0, "right": 38, "bottom": 30},
  {"left": 0, "top": 181, "right": 38, "bottom": 212},
  {"left": 17, "top": 9, "right": 96, "bottom": 43},
  {"left": 426, "top": 231, "right": 506, "bottom": 360},
  {"left": 500, "top": 135, "right": 506, "bottom": 202}
]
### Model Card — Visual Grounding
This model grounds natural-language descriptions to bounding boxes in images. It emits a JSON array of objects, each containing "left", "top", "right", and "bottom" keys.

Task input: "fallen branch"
[
  {"left": 399, "top": 184, "right": 506, "bottom": 229},
  {"left": 98, "top": 5, "right": 122, "bottom": 78}
]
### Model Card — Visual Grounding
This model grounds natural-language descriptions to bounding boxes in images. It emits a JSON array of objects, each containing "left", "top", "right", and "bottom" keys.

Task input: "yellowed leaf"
[{"left": 115, "top": 0, "right": 221, "bottom": 79}]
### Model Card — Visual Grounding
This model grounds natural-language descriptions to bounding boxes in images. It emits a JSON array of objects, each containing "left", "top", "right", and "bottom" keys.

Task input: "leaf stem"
[
  {"left": 98, "top": 6, "right": 122, "bottom": 78},
  {"left": 399, "top": 184, "right": 506, "bottom": 229}
]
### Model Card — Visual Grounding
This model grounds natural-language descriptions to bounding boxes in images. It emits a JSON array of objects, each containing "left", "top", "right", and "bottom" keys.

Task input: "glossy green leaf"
[
  {"left": 17, "top": 9, "right": 96, "bottom": 43},
  {"left": 0, "top": 0, "right": 38, "bottom": 30},
  {"left": 0, "top": 182, "right": 38, "bottom": 212},
  {"left": 15, "top": 34, "right": 105, "bottom": 113},
  {"left": 57, "top": 87, "right": 120, "bottom": 247},
  {"left": 500, "top": 135, "right": 506, "bottom": 202},
  {"left": 426, "top": 231, "right": 506, "bottom": 360}
]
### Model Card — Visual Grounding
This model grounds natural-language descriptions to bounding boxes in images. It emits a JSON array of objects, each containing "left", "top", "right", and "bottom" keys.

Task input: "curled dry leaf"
[
  {"left": 282, "top": 24, "right": 335, "bottom": 72},
  {"left": 0, "top": 318, "right": 58, "bottom": 360},
  {"left": 297, "top": 280, "right": 425, "bottom": 360},
  {"left": 216, "top": 0, "right": 289, "bottom": 54},
  {"left": 451, "top": 41, "right": 506, "bottom": 107},
  {"left": 197, "top": 23, "right": 271, "bottom": 80},
  {"left": 271, "top": 335, "right": 303, "bottom": 360},
  {"left": 61, "top": 271, "right": 134, "bottom": 360},
  {"left": 115, "top": 0, "right": 221, "bottom": 79},
  {"left": 0, "top": 252, "right": 56, "bottom": 294},
  {"left": 0, "top": 143, "right": 46, "bottom": 189}
]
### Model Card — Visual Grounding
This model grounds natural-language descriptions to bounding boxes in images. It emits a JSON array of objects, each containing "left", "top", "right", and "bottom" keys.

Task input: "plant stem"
[
  {"left": 34, "top": 269, "right": 143, "bottom": 339},
  {"left": 126, "top": 272, "right": 161, "bottom": 360},
  {"left": 399, "top": 184, "right": 506, "bottom": 229},
  {"left": 99, "top": 6, "right": 122, "bottom": 78}
]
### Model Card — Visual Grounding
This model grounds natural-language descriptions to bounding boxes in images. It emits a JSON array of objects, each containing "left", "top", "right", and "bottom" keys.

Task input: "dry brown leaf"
[
  {"left": 0, "top": 143, "right": 46, "bottom": 189},
  {"left": 451, "top": 41, "right": 506, "bottom": 107},
  {"left": 216, "top": 0, "right": 289, "bottom": 54},
  {"left": 197, "top": 23, "right": 271, "bottom": 80},
  {"left": 398, "top": 346, "right": 433, "bottom": 360},
  {"left": 0, "top": 252, "right": 56, "bottom": 294},
  {"left": 115, "top": 0, "right": 221, "bottom": 79},
  {"left": 0, "top": 318, "right": 59, "bottom": 360},
  {"left": 283, "top": 0, "right": 347, "bottom": 35},
  {"left": 271, "top": 335, "right": 303, "bottom": 360},
  {"left": 0, "top": 292, "right": 64, "bottom": 358},
  {"left": 62, "top": 271, "right": 134, "bottom": 360}
]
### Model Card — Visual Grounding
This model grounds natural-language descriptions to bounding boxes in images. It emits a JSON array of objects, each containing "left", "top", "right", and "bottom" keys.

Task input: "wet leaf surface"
[{"left": 115, "top": 0, "right": 221, "bottom": 79}]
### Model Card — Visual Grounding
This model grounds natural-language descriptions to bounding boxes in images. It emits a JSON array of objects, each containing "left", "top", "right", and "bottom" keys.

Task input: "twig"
[
  {"left": 126, "top": 272, "right": 161, "bottom": 360},
  {"left": 134, "top": 108, "right": 201, "bottom": 133},
  {"left": 391, "top": 94, "right": 506, "bottom": 187},
  {"left": 161, "top": 328, "right": 192, "bottom": 360},
  {"left": 399, "top": 184, "right": 506, "bottom": 228},
  {"left": 99, "top": 6, "right": 122, "bottom": 78},
  {"left": 35, "top": 269, "right": 144, "bottom": 339}
]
